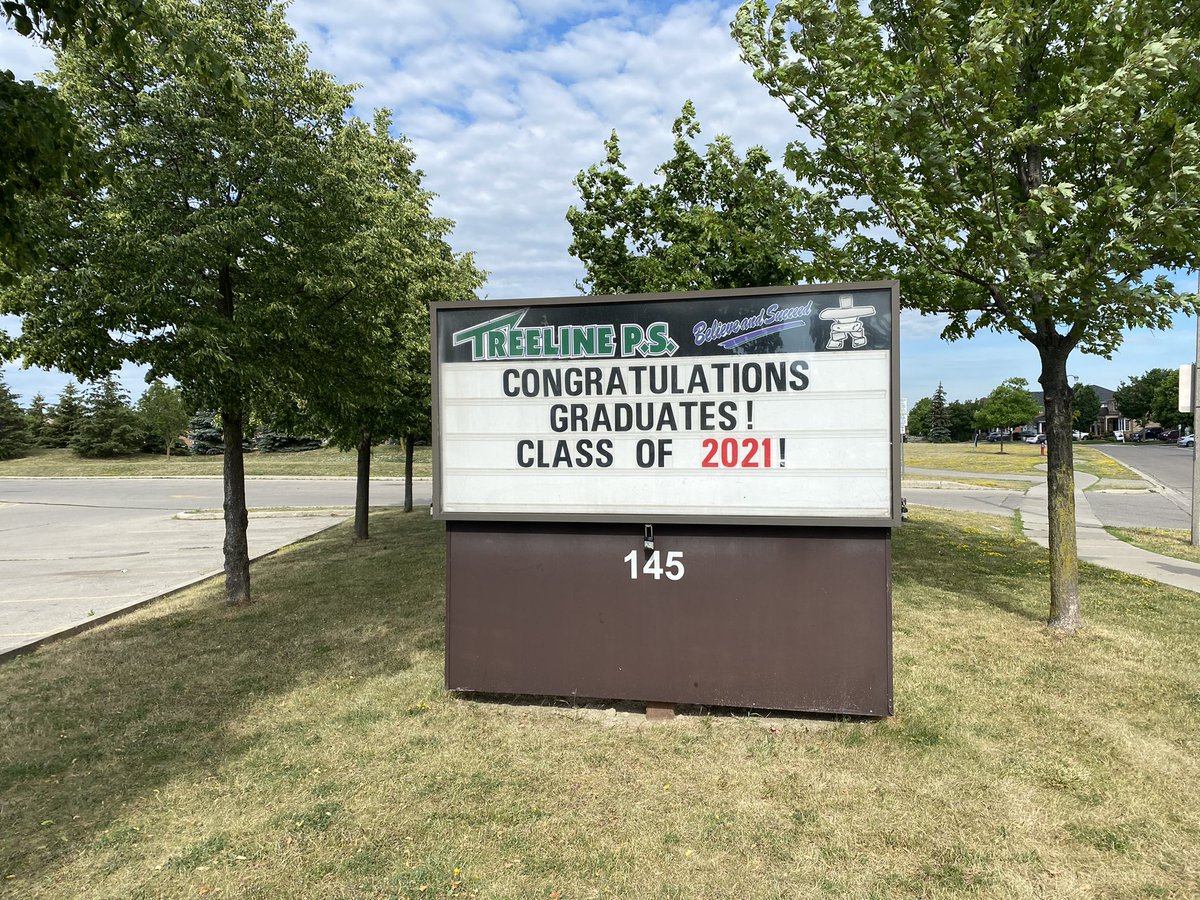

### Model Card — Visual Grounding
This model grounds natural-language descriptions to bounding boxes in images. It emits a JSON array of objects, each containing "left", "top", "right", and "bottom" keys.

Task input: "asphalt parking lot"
[{"left": 0, "top": 477, "right": 432, "bottom": 656}]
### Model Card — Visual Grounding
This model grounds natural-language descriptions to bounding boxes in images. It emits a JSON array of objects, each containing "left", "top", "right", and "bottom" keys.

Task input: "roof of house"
[{"left": 1030, "top": 384, "right": 1115, "bottom": 406}]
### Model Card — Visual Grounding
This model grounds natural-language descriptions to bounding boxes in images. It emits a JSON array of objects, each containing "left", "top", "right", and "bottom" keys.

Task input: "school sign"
[{"left": 431, "top": 283, "right": 897, "bottom": 715}]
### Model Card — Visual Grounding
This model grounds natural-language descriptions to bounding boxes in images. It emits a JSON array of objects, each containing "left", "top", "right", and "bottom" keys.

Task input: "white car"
[
  {"left": 1072, "top": 430, "right": 1088, "bottom": 440},
  {"left": 1179, "top": 434, "right": 1195, "bottom": 448}
]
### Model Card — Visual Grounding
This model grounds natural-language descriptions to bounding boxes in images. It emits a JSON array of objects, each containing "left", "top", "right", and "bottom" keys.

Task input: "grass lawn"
[
  {"left": 1106, "top": 526, "right": 1200, "bottom": 565},
  {"left": 0, "top": 445, "right": 433, "bottom": 479},
  {"left": 904, "top": 441, "right": 1137, "bottom": 480},
  {"left": 1, "top": 510, "right": 1197, "bottom": 898}
]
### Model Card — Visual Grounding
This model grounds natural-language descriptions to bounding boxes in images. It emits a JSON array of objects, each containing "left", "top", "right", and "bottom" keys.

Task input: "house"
[{"left": 1030, "top": 385, "right": 1131, "bottom": 437}]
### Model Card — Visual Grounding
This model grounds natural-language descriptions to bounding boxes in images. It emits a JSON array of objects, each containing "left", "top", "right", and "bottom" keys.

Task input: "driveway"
[{"left": 0, "top": 477, "right": 432, "bottom": 657}]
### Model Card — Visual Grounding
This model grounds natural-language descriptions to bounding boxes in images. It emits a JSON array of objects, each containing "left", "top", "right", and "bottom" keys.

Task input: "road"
[
  {"left": 1098, "top": 441, "right": 1195, "bottom": 493},
  {"left": 1089, "top": 441, "right": 1196, "bottom": 529},
  {"left": 0, "top": 477, "right": 433, "bottom": 657}
]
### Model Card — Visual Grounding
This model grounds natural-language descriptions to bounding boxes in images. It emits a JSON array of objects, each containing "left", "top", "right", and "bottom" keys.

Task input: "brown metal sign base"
[{"left": 445, "top": 521, "right": 892, "bottom": 717}]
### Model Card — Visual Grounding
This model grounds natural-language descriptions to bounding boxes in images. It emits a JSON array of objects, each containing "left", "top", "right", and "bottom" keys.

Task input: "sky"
[{"left": 2, "top": 0, "right": 1198, "bottom": 409}]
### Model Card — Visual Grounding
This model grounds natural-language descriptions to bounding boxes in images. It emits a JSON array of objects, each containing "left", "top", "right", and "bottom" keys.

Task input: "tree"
[
  {"left": 1072, "top": 384, "right": 1101, "bottom": 435},
  {"left": 928, "top": 382, "right": 952, "bottom": 443},
  {"left": 70, "top": 376, "right": 142, "bottom": 457},
  {"left": 2, "top": 0, "right": 372, "bottom": 604},
  {"left": 271, "top": 111, "right": 483, "bottom": 541},
  {"left": 187, "top": 411, "right": 223, "bottom": 455},
  {"left": 41, "top": 380, "right": 84, "bottom": 448},
  {"left": 1, "top": 1, "right": 242, "bottom": 279},
  {"left": 1150, "top": 369, "right": 1190, "bottom": 430},
  {"left": 0, "top": 373, "right": 30, "bottom": 459},
  {"left": 948, "top": 399, "right": 982, "bottom": 442},
  {"left": 735, "top": 0, "right": 1200, "bottom": 631},
  {"left": 907, "top": 396, "right": 932, "bottom": 438},
  {"left": 568, "top": 101, "right": 830, "bottom": 294},
  {"left": 974, "top": 378, "right": 1040, "bottom": 454},
  {"left": 1113, "top": 368, "right": 1173, "bottom": 424},
  {"left": 138, "top": 381, "right": 189, "bottom": 456},
  {"left": 23, "top": 392, "right": 48, "bottom": 445}
]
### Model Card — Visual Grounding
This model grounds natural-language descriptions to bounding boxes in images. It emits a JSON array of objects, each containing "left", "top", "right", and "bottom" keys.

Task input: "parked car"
[
  {"left": 1131, "top": 427, "right": 1163, "bottom": 441},
  {"left": 1178, "top": 434, "right": 1194, "bottom": 447},
  {"left": 1072, "top": 430, "right": 1088, "bottom": 440},
  {"left": 986, "top": 431, "right": 1006, "bottom": 442},
  {"left": 1160, "top": 429, "right": 1181, "bottom": 442},
  {"left": 1025, "top": 434, "right": 1047, "bottom": 445}
]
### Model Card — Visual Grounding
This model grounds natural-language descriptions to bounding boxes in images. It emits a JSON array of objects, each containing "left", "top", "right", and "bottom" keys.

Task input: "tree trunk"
[
  {"left": 404, "top": 433, "right": 415, "bottom": 513},
  {"left": 355, "top": 428, "right": 371, "bottom": 541},
  {"left": 221, "top": 402, "right": 252, "bottom": 605},
  {"left": 1039, "top": 346, "right": 1082, "bottom": 631}
]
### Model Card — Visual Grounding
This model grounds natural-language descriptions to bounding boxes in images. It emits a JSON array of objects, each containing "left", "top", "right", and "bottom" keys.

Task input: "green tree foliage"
[
  {"left": 0, "top": 373, "right": 31, "bottom": 459},
  {"left": 948, "top": 399, "right": 982, "bottom": 442},
  {"left": 274, "top": 110, "right": 483, "bottom": 539},
  {"left": 1072, "top": 384, "right": 1101, "bottom": 434},
  {"left": 23, "top": 391, "right": 48, "bottom": 445},
  {"left": 70, "top": 376, "right": 142, "bottom": 457},
  {"left": 187, "top": 411, "right": 223, "bottom": 455},
  {"left": 928, "top": 382, "right": 952, "bottom": 443},
  {"left": 1113, "top": 368, "right": 1173, "bottom": 423},
  {"left": 254, "top": 429, "right": 322, "bottom": 453},
  {"left": 1150, "top": 369, "right": 1190, "bottom": 430},
  {"left": 1, "top": 0, "right": 371, "bottom": 603},
  {"left": 0, "top": 1, "right": 241, "bottom": 280},
  {"left": 137, "top": 381, "right": 189, "bottom": 456},
  {"left": 906, "top": 396, "right": 932, "bottom": 437},
  {"left": 735, "top": 0, "right": 1200, "bottom": 631},
  {"left": 567, "top": 101, "right": 830, "bottom": 294},
  {"left": 40, "top": 380, "right": 84, "bottom": 448},
  {"left": 974, "top": 378, "right": 1040, "bottom": 454}
]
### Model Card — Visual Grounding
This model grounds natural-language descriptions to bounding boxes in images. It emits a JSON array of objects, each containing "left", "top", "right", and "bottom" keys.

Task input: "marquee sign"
[{"left": 431, "top": 282, "right": 900, "bottom": 526}]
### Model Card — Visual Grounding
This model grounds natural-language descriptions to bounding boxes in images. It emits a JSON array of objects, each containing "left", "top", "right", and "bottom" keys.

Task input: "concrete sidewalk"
[
  {"left": 1018, "top": 473, "right": 1200, "bottom": 593},
  {"left": 906, "top": 469, "right": 1200, "bottom": 594}
]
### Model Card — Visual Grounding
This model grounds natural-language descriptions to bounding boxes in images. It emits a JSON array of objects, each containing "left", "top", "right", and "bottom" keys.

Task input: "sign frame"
[{"left": 430, "top": 281, "right": 901, "bottom": 528}]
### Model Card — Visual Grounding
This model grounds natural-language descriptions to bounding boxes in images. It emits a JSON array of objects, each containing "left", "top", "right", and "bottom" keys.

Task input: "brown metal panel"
[{"left": 446, "top": 522, "right": 892, "bottom": 716}]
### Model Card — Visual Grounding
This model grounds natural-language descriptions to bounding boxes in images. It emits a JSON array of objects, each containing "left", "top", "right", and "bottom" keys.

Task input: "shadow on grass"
[
  {"left": 893, "top": 510, "right": 1048, "bottom": 624},
  {"left": 0, "top": 509, "right": 445, "bottom": 882}
]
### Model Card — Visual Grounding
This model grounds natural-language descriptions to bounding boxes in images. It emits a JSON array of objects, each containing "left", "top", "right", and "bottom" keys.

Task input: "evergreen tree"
[
  {"left": 187, "top": 411, "right": 224, "bottom": 455},
  {"left": 23, "top": 392, "right": 49, "bottom": 446},
  {"left": 928, "top": 383, "right": 952, "bottom": 443},
  {"left": 71, "top": 376, "right": 143, "bottom": 457},
  {"left": 254, "top": 428, "right": 322, "bottom": 453},
  {"left": 42, "top": 381, "right": 85, "bottom": 448},
  {"left": 0, "top": 375, "right": 31, "bottom": 460}
]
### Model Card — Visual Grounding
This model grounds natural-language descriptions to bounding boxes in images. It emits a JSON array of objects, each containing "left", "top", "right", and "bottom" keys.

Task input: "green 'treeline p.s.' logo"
[{"left": 451, "top": 309, "right": 679, "bottom": 361}]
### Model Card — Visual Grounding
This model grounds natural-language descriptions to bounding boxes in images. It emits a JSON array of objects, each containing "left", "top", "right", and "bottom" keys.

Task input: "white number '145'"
[{"left": 623, "top": 550, "right": 685, "bottom": 581}]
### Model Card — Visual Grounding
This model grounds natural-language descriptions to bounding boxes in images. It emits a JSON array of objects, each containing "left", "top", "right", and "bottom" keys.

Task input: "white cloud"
[
  {"left": 1, "top": 26, "right": 54, "bottom": 79},
  {"left": 290, "top": 0, "right": 800, "bottom": 300}
]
